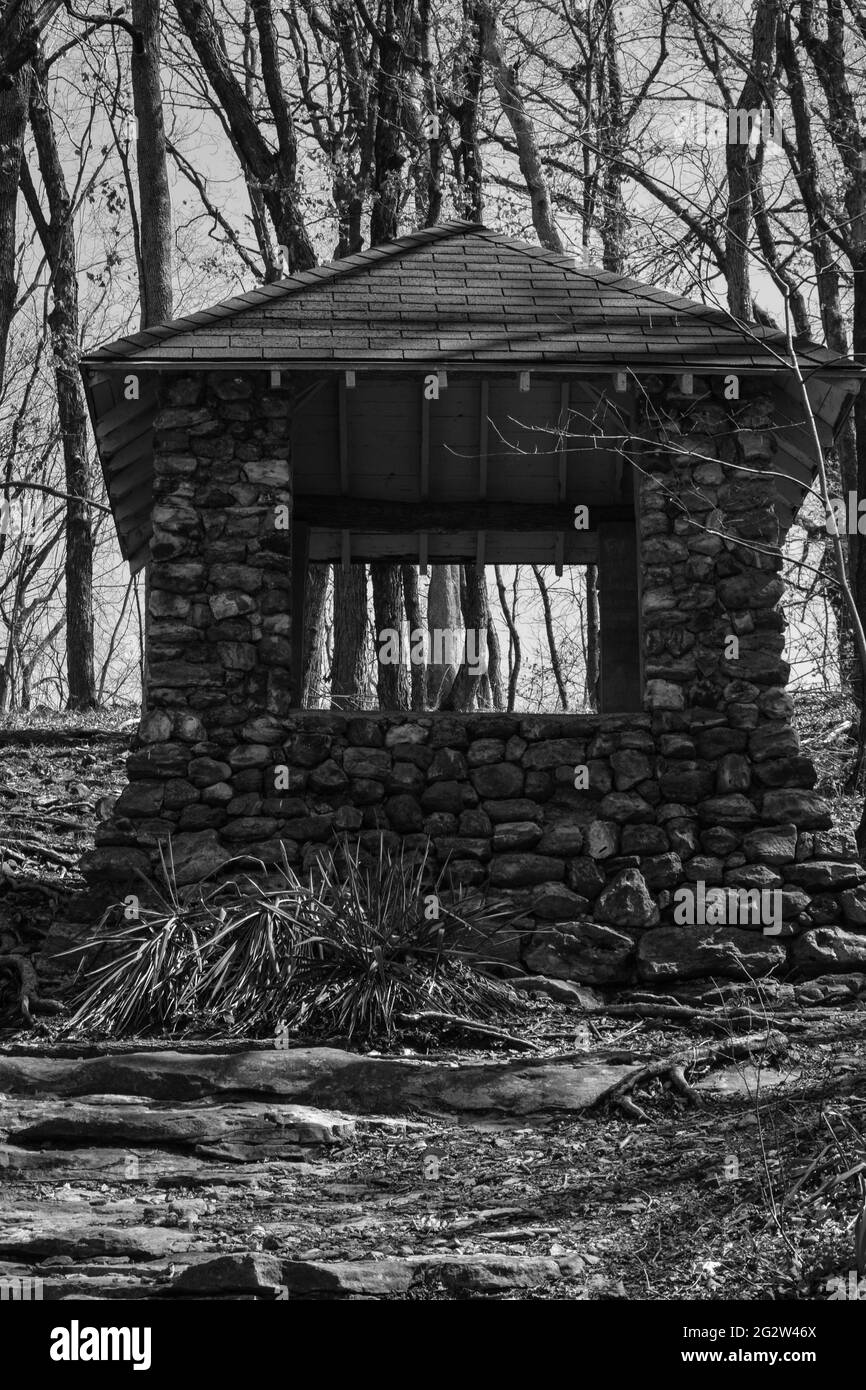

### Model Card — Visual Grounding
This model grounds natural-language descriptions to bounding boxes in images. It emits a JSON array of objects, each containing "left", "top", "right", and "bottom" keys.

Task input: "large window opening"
[{"left": 298, "top": 561, "right": 606, "bottom": 714}]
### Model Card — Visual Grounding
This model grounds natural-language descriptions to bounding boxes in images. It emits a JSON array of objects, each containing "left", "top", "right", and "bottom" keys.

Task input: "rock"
[
  {"left": 524, "top": 921, "right": 635, "bottom": 985},
  {"left": 566, "top": 857, "right": 606, "bottom": 898},
  {"left": 598, "top": 792, "right": 655, "bottom": 824},
  {"left": 428, "top": 748, "right": 468, "bottom": 782},
  {"left": 483, "top": 798, "right": 541, "bottom": 823},
  {"left": 639, "top": 852, "right": 682, "bottom": 889},
  {"left": 620, "top": 824, "right": 668, "bottom": 855},
  {"left": 645, "top": 679, "right": 684, "bottom": 710},
  {"left": 343, "top": 748, "right": 391, "bottom": 780},
  {"left": 840, "top": 886, "right": 866, "bottom": 925},
  {"left": 509, "top": 977, "right": 602, "bottom": 1008},
  {"left": 585, "top": 821, "right": 618, "bottom": 859},
  {"left": 79, "top": 847, "right": 152, "bottom": 885},
  {"left": 531, "top": 883, "right": 590, "bottom": 921},
  {"left": 659, "top": 763, "right": 714, "bottom": 801},
  {"left": 467, "top": 738, "right": 506, "bottom": 766},
  {"left": 813, "top": 828, "right": 859, "bottom": 861},
  {"left": 492, "top": 821, "right": 543, "bottom": 852},
  {"left": 761, "top": 789, "right": 831, "bottom": 827},
  {"left": 596, "top": 869, "right": 659, "bottom": 927},
  {"left": 0, "top": 1048, "right": 645, "bottom": 1116},
  {"left": 167, "top": 830, "right": 229, "bottom": 885},
  {"left": 489, "top": 853, "right": 565, "bottom": 887},
  {"left": 749, "top": 723, "right": 800, "bottom": 762},
  {"left": 187, "top": 757, "right": 232, "bottom": 789},
  {"left": 420, "top": 782, "right": 464, "bottom": 815},
  {"left": 715, "top": 754, "right": 751, "bottom": 793},
  {"left": 700, "top": 826, "right": 740, "bottom": 856},
  {"left": 384, "top": 795, "right": 424, "bottom": 833},
  {"left": 785, "top": 861, "right": 866, "bottom": 890},
  {"left": 792, "top": 928, "right": 866, "bottom": 974},
  {"left": 637, "top": 925, "right": 786, "bottom": 981},
  {"left": 697, "top": 795, "right": 759, "bottom": 825},
  {"left": 717, "top": 573, "right": 784, "bottom": 609},
  {"left": 308, "top": 760, "right": 349, "bottom": 793},
  {"left": 723, "top": 864, "right": 782, "bottom": 890},
  {"left": 742, "top": 824, "right": 797, "bottom": 865},
  {"left": 173, "top": 1254, "right": 284, "bottom": 1293},
  {"left": 470, "top": 763, "right": 524, "bottom": 799},
  {"left": 6, "top": 1100, "right": 356, "bottom": 1149},
  {"left": 610, "top": 749, "right": 652, "bottom": 789},
  {"left": 279, "top": 1258, "right": 415, "bottom": 1298},
  {"left": 522, "top": 739, "right": 586, "bottom": 770},
  {"left": 536, "top": 823, "right": 584, "bottom": 856}
]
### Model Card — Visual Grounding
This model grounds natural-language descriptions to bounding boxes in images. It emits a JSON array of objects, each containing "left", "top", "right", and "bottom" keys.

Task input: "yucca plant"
[
  {"left": 65, "top": 835, "right": 521, "bottom": 1044},
  {"left": 266, "top": 838, "right": 519, "bottom": 1041}
]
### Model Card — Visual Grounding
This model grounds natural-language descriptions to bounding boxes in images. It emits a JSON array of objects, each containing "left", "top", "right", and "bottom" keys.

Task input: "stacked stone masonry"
[{"left": 82, "top": 371, "right": 866, "bottom": 987}]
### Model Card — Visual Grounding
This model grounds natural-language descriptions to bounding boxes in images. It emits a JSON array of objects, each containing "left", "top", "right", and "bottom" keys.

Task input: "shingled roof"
[
  {"left": 83, "top": 220, "right": 857, "bottom": 372},
  {"left": 82, "top": 220, "right": 863, "bottom": 574}
]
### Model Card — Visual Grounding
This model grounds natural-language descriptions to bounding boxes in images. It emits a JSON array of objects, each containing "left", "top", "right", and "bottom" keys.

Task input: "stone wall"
[{"left": 82, "top": 370, "right": 866, "bottom": 987}]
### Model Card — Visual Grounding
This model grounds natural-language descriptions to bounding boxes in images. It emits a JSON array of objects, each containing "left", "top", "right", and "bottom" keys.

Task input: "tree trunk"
[
  {"left": 724, "top": 0, "right": 778, "bottom": 319},
  {"left": 479, "top": 0, "right": 562, "bottom": 253},
  {"left": 371, "top": 561, "right": 408, "bottom": 710},
  {"left": 302, "top": 562, "right": 329, "bottom": 707},
  {"left": 131, "top": 0, "right": 173, "bottom": 326},
  {"left": 331, "top": 565, "right": 368, "bottom": 709},
  {"left": 401, "top": 563, "right": 425, "bottom": 710},
  {"left": 427, "top": 563, "right": 461, "bottom": 708},
  {"left": 532, "top": 565, "right": 567, "bottom": 709},
  {"left": 585, "top": 563, "right": 600, "bottom": 711},
  {"left": 0, "top": 0, "right": 31, "bottom": 392},
  {"left": 494, "top": 563, "right": 521, "bottom": 712},
  {"left": 26, "top": 68, "right": 96, "bottom": 709}
]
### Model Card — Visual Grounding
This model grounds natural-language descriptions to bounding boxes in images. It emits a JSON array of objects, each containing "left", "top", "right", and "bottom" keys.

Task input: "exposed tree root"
[
  {"left": 0, "top": 954, "right": 64, "bottom": 1025},
  {"left": 603, "top": 1030, "right": 788, "bottom": 1111}
]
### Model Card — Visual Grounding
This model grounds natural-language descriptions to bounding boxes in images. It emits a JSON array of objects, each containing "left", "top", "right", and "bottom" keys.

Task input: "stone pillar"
[
  {"left": 83, "top": 371, "right": 295, "bottom": 887},
  {"left": 634, "top": 378, "right": 866, "bottom": 981}
]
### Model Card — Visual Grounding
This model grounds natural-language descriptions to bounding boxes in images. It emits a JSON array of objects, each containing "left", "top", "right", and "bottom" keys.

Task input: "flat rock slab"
[
  {"left": 694, "top": 1065, "right": 801, "bottom": 1096},
  {"left": 0, "top": 1145, "right": 277, "bottom": 1185},
  {"left": 172, "top": 1250, "right": 582, "bottom": 1297},
  {"left": 0, "top": 1216, "right": 196, "bottom": 1261},
  {"left": 0, "top": 1048, "right": 643, "bottom": 1116},
  {"left": 1, "top": 1100, "right": 356, "bottom": 1149}
]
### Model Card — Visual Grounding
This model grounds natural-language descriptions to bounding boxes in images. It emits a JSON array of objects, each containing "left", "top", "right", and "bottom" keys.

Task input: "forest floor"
[{"left": 0, "top": 694, "right": 864, "bottom": 1301}]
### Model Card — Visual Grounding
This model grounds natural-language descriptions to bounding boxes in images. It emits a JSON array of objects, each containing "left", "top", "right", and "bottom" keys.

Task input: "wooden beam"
[
  {"left": 308, "top": 529, "right": 600, "bottom": 565},
  {"left": 476, "top": 531, "right": 486, "bottom": 567},
  {"left": 420, "top": 393, "right": 430, "bottom": 499},
  {"left": 290, "top": 520, "right": 310, "bottom": 707},
  {"left": 293, "top": 496, "right": 633, "bottom": 531},
  {"left": 479, "top": 379, "right": 489, "bottom": 499},
  {"left": 597, "top": 521, "right": 642, "bottom": 713},
  {"left": 558, "top": 381, "right": 569, "bottom": 501},
  {"left": 419, "top": 532, "right": 428, "bottom": 575},
  {"left": 338, "top": 375, "right": 349, "bottom": 494}
]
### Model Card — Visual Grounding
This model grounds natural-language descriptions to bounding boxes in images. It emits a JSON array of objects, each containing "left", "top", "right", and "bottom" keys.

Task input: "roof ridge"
[{"left": 85, "top": 220, "right": 485, "bottom": 362}]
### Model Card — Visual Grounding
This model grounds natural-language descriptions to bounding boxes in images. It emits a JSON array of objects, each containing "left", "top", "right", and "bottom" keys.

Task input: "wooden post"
[
  {"left": 291, "top": 521, "right": 310, "bottom": 707},
  {"left": 596, "top": 520, "right": 642, "bottom": 712}
]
